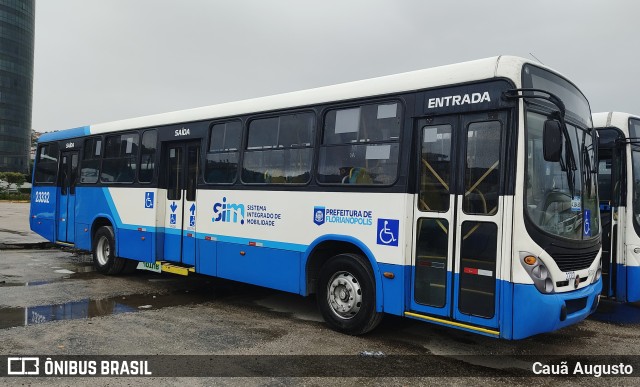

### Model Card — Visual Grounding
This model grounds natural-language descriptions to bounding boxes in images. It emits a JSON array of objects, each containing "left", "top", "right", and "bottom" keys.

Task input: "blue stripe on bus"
[
  {"left": 102, "top": 188, "right": 124, "bottom": 227},
  {"left": 38, "top": 126, "right": 91, "bottom": 142},
  {"left": 195, "top": 232, "right": 307, "bottom": 252},
  {"left": 163, "top": 228, "right": 184, "bottom": 236},
  {"left": 119, "top": 224, "right": 157, "bottom": 231},
  {"left": 216, "top": 241, "right": 301, "bottom": 294},
  {"left": 82, "top": 225, "right": 307, "bottom": 251}
]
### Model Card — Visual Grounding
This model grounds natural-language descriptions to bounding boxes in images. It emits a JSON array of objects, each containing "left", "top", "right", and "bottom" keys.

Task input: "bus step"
[
  {"left": 404, "top": 311, "right": 500, "bottom": 336},
  {"left": 55, "top": 241, "right": 75, "bottom": 248},
  {"left": 159, "top": 262, "right": 196, "bottom": 276}
]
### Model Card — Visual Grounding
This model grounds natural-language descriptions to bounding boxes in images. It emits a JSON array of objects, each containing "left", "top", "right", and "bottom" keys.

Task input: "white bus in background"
[
  {"left": 31, "top": 56, "right": 602, "bottom": 339},
  {"left": 594, "top": 112, "right": 640, "bottom": 302}
]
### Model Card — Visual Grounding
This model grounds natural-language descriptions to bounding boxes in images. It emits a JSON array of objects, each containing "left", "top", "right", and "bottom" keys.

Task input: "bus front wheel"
[
  {"left": 92, "top": 226, "right": 126, "bottom": 275},
  {"left": 317, "top": 253, "right": 382, "bottom": 335}
]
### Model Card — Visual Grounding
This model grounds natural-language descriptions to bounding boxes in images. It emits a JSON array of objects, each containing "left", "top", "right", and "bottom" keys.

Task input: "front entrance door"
[
  {"left": 162, "top": 141, "right": 200, "bottom": 265},
  {"left": 596, "top": 128, "right": 625, "bottom": 298},
  {"left": 56, "top": 150, "right": 79, "bottom": 243},
  {"left": 411, "top": 111, "right": 507, "bottom": 329}
]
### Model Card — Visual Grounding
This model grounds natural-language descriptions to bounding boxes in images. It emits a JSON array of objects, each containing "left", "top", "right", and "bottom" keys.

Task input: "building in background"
[
  {"left": 0, "top": 0, "right": 35, "bottom": 173},
  {"left": 29, "top": 128, "right": 40, "bottom": 160}
]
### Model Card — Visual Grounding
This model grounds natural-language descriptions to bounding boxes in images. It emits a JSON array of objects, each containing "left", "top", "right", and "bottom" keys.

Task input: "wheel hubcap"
[
  {"left": 96, "top": 236, "right": 110, "bottom": 266},
  {"left": 327, "top": 271, "right": 362, "bottom": 319}
]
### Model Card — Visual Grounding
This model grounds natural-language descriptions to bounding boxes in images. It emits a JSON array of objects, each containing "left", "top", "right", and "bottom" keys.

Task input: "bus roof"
[
  {"left": 39, "top": 55, "right": 557, "bottom": 143},
  {"left": 593, "top": 112, "right": 640, "bottom": 131}
]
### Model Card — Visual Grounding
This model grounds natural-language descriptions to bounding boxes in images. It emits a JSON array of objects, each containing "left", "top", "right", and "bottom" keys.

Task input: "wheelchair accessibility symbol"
[
  {"left": 144, "top": 192, "right": 154, "bottom": 209},
  {"left": 377, "top": 218, "right": 399, "bottom": 247},
  {"left": 583, "top": 209, "right": 591, "bottom": 237}
]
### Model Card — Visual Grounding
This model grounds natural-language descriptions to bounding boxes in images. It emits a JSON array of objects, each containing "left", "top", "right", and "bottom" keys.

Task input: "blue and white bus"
[
  {"left": 594, "top": 112, "right": 640, "bottom": 302},
  {"left": 31, "top": 56, "right": 602, "bottom": 339}
]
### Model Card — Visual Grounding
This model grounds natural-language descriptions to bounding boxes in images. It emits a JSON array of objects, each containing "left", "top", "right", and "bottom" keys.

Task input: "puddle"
[
  {"left": 0, "top": 266, "right": 322, "bottom": 329},
  {"left": 0, "top": 290, "right": 213, "bottom": 329},
  {"left": 589, "top": 299, "right": 640, "bottom": 324},
  {"left": 0, "top": 279, "right": 61, "bottom": 287},
  {"left": 0, "top": 267, "right": 101, "bottom": 287}
]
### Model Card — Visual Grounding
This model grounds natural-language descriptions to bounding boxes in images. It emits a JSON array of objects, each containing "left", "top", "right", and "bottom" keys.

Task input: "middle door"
[{"left": 163, "top": 141, "right": 200, "bottom": 265}]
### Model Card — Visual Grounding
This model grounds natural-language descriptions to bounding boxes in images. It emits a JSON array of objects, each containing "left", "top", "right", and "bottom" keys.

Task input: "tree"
[{"left": 0, "top": 172, "right": 26, "bottom": 191}]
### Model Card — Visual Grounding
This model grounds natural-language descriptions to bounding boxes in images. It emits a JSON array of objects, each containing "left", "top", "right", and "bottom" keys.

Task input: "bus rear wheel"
[
  {"left": 92, "top": 226, "right": 126, "bottom": 275},
  {"left": 317, "top": 253, "right": 382, "bottom": 335}
]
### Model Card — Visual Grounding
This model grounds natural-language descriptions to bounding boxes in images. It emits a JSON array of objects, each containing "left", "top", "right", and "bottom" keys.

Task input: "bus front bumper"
[{"left": 512, "top": 278, "right": 602, "bottom": 340}]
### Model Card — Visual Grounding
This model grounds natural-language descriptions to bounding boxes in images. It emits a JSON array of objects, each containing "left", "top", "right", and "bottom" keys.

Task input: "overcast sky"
[{"left": 32, "top": 0, "right": 639, "bottom": 132}]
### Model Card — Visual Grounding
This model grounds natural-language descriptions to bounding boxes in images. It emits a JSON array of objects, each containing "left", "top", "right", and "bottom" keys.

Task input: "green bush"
[
  {"left": 0, "top": 192, "right": 30, "bottom": 201},
  {"left": 0, "top": 171, "right": 26, "bottom": 188}
]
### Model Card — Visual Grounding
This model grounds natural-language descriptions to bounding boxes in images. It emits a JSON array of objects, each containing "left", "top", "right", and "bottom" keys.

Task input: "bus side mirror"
[{"left": 543, "top": 119, "right": 563, "bottom": 162}]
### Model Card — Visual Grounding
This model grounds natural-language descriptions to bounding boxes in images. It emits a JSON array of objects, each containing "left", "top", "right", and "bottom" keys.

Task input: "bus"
[
  {"left": 30, "top": 56, "right": 602, "bottom": 339},
  {"left": 593, "top": 112, "right": 640, "bottom": 302}
]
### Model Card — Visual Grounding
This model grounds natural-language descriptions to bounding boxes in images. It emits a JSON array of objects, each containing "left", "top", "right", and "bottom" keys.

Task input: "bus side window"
[
  {"left": 205, "top": 121, "right": 241, "bottom": 184},
  {"left": 241, "top": 113, "right": 314, "bottom": 185},
  {"left": 317, "top": 102, "right": 401, "bottom": 185},
  {"left": 139, "top": 130, "right": 157, "bottom": 183},
  {"left": 81, "top": 137, "right": 101, "bottom": 184},
  {"left": 101, "top": 133, "right": 139, "bottom": 183}
]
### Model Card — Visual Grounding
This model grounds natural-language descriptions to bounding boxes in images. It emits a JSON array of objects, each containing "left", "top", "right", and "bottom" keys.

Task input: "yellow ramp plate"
[
  {"left": 404, "top": 311, "right": 500, "bottom": 336},
  {"left": 160, "top": 262, "right": 195, "bottom": 276}
]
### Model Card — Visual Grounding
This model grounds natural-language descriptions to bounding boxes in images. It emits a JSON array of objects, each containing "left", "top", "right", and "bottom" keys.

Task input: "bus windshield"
[{"left": 523, "top": 66, "right": 599, "bottom": 240}]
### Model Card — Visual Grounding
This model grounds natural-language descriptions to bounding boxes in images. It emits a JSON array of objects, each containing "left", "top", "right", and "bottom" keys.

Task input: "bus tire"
[
  {"left": 92, "top": 226, "right": 126, "bottom": 275},
  {"left": 317, "top": 253, "right": 382, "bottom": 335}
]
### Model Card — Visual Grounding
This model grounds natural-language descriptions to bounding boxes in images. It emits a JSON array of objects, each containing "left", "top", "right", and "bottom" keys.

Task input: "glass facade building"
[{"left": 0, "top": 0, "right": 34, "bottom": 173}]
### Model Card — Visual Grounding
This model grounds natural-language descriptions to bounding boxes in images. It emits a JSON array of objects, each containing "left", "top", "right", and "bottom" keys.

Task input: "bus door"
[
  {"left": 411, "top": 112, "right": 507, "bottom": 330},
  {"left": 162, "top": 141, "right": 200, "bottom": 266},
  {"left": 56, "top": 150, "right": 79, "bottom": 243},
  {"left": 596, "top": 128, "right": 625, "bottom": 298}
]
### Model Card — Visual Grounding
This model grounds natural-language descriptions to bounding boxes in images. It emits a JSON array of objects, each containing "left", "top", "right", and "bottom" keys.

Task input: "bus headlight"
[
  {"left": 545, "top": 278, "right": 554, "bottom": 293},
  {"left": 593, "top": 260, "right": 602, "bottom": 283},
  {"left": 520, "top": 252, "right": 553, "bottom": 294}
]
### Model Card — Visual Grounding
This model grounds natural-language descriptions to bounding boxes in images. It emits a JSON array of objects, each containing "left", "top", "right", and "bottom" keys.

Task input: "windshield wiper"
[
  {"left": 504, "top": 88, "right": 578, "bottom": 196},
  {"left": 582, "top": 141, "right": 594, "bottom": 198},
  {"left": 617, "top": 137, "right": 640, "bottom": 146}
]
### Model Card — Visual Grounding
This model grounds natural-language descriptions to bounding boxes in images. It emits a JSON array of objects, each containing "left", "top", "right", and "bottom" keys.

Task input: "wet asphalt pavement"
[{"left": 1, "top": 202, "right": 640, "bottom": 386}]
